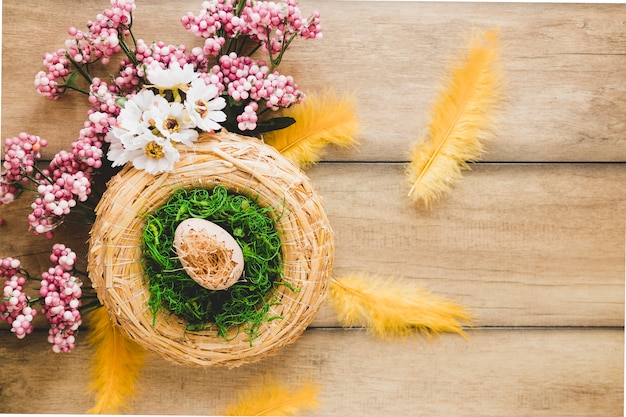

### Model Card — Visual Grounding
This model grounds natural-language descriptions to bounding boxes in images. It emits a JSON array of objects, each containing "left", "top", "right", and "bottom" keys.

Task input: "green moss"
[{"left": 141, "top": 186, "right": 284, "bottom": 341}]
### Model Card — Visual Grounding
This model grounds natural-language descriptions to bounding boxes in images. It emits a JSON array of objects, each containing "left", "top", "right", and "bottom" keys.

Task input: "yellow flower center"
[
  {"left": 163, "top": 116, "right": 181, "bottom": 134},
  {"left": 195, "top": 99, "right": 209, "bottom": 119},
  {"left": 145, "top": 141, "right": 164, "bottom": 159}
]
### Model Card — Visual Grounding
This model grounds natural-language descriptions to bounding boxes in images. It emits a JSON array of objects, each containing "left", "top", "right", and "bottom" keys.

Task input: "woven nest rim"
[{"left": 87, "top": 131, "right": 333, "bottom": 368}]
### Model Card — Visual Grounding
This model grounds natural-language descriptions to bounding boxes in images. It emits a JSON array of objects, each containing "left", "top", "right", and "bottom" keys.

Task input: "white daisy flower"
[
  {"left": 107, "top": 132, "right": 181, "bottom": 174},
  {"left": 146, "top": 99, "right": 199, "bottom": 146},
  {"left": 106, "top": 62, "right": 215, "bottom": 174},
  {"left": 145, "top": 61, "right": 199, "bottom": 91},
  {"left": 106, "top": 129, "right": 157, "bottom": 169},
  {"left": 127, "top": 135, "right": 180, "bottom": 174},
  {"left": 115, "top": 89, "right": 168, "bottom": 139},
  {"left": 185, "top": 78, "right": 227, "bottom": 132}
]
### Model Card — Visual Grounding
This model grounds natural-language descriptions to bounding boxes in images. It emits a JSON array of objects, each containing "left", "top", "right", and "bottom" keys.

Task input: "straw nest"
[{"left": 88, "top": 131, "right": 333, "bottom": 368}]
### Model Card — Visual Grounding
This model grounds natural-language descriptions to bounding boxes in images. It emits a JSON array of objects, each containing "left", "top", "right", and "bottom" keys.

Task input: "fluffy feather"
[
  {"left": 263, "top": 90, "right": 359, "bottom": 167},
  {"left": 224, "top": 377, "right": 320, "bottom": 416},
  {"left": 87, "top": 306, "right": 146, "bottom": 414},
  {"left": 329, "top": 273, "right": 472, "bottom": 339},
  {"left": 406, "top": 29, "right": 504, "bottom": 207}
]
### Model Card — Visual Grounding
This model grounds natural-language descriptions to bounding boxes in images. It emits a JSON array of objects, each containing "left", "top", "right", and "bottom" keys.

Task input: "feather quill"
[
  {"left": 329, "top": 273, "right": 472, "bottom": 339},
  {"left": 406, "top": 29, "right": 504, "bottom": 207},
  {"left": 87, "top": 306, "right": 146, "bottom": 414},
  {"left": 224, "top": 376, "right": 320, "bottom": 416},
  {"left": 263, "top": 90, "right": 359, "bottom": 167}
]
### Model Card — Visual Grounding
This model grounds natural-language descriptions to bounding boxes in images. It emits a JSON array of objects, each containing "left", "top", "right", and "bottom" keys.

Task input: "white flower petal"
[
  {"left": 185, "top": 80, "right": 227, "bottom": 132},
  {"left": 106, "top": 137, "right": 128, "bottom": 167},
  {"left": 170, "top": 130, "right": 199, "bottom": 147},
  {"left": 146, "top": 62, "right": 199, "bottom": 90},
  {"left": 208, "top": 97, "right": 227, "bottom": 114}
]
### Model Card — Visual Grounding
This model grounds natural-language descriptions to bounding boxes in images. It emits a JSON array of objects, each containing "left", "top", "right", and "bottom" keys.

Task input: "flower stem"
[
  {"left": 62, "top": 83, "right": 91, "bottom": 95},
  {"left": 65, "top": 54, "right": 93, "bottom": 85},
  {"left": 72, "top": 268, "right": 90, "bottom": 278},
  {"left": 126, "top": 13, "right": 138, "bottom": 48},
  {"left": 118, "top": 32, "right": 139, "bottom": 67},
  {"left": 269, "top": 32, "right": 297, "bottom": 71},
  {"left": 234, "top": 0, "right": 246, "bottom": 16},
  {"left": 32, "top": 165, "right": 54, "bottom": 185}
]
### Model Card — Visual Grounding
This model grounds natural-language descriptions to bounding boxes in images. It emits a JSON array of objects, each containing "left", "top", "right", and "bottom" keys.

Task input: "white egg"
[{"left": 173, "top": 218, "right": 245, "bottom": 290}]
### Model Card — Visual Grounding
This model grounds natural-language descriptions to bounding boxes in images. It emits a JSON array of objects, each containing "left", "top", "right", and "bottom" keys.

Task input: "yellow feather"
[
  {"left": 224, "top": 376, "right": 320, "bottom": 416},
  {"left": 406, "top": 29, "right": 504, "bottom": 207},
  {"left": 86, "top": 306, "right": 146, "bottom": 414},
  {"left": 329, "top": 273, "right": 472, "bottom": 339},
  {"left": 263, "top": 90, "right": 359, "bottom": 167}
]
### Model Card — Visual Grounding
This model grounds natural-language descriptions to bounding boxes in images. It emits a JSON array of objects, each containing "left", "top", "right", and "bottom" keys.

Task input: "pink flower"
[
  {"left": 40, "top": 264, "right": 83, "bottom": 353},
  {"left": 27, "top": 171, "right": 92, "bottom": 236},
  {"left": 34, "top": 71, "right": 64, "bottom": 99},
  {"left": 238, "top": 0, "right": 322, "bottom": 55},
  {"left": 0, "top": 180, "right": 17, "bottom": 205},
  {"left": 0, "top": 257, "right": 21, "bottom": 278},
  {"left": 0, "top": 267, "right": 36, "bottom": 340},
  {"left": 181, "top": 1, "right": 233, "bottom": 38},
  {"left": 217, "top": 52, "right": 304, "bottom": 110},
  {"left": 237, "top": 102, "right": 259, "bottom": 131},
  {"left": 50, "top": 243, "right": 77, "bottom": 271},
  {"left": 2, "top": 133, "right": 48, "bottom": 183}
]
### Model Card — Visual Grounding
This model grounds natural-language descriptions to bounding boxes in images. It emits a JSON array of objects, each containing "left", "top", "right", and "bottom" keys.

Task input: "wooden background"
[{"left": 1, "top": 0, "right": 624, "bottom": 415}]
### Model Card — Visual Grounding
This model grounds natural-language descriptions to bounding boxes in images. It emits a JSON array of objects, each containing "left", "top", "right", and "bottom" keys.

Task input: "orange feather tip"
[
  {"left": 86, "top": 306, "right": 146, "bottom": 414},
  {"left": 224, "top": 376, "right": 321, "bottom": 416},
  {"left": 329, "top": 273, "right": 473, "bottom": 340},
  {"left": 263, "top": 90, "right": 360, "bottom": 167},
  {"left": 406, "top": 29, "right": 505, "bottom": 208}
]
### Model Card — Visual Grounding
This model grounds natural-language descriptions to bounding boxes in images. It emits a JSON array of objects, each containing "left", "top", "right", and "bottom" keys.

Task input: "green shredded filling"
[{"left": 141, "top": 186, "right": 286, "bottom": 341}]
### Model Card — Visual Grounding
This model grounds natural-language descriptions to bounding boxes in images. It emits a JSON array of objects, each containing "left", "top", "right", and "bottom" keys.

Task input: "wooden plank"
[
  {"left": 1, "top": 163, "right": 624, "bottom": 329},
  {"left": 2, "top": 1, "right": 625, "bottom": 162},
  {"left": 0, "top": 328, "right": 622, "bottom": 416},
  {"left": 311, "top": 162, "right": 626, "bottom": 327},
  {"left": 1, "top": 2, "right": 623, "bottom": 416}
]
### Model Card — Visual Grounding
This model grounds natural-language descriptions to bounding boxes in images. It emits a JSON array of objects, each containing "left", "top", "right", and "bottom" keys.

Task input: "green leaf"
[
  {"left": 64, "top": 71, "right": 81, "bottom": 89},
  {"left": 116, "top": 96, "right": 129, "bottom": 109},
  {"left": 227, "top": 96, "right": 245, "bottom": 107},
  {"left": 219, "top": 116, "right": 296, "bottom": 137},
  {"left": 253, "top": 117, "right": 296, "bottom": 134}
]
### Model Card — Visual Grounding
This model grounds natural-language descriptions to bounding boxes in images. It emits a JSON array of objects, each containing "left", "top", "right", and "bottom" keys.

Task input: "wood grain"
[
  {"left": 0, "top": 0, "right": 624, "bottom": 415},
  {"left": 0, "top": 328, "right": 622, "bottom": 416},
  {"left": 1, "top": 164, "right": 623, "bottom": 330},
  {"left": 2, "top": 1, "right": 626, "bottom": 161},
  {"left": 311, "top": 162, "right": 626, "bottom": 327}
]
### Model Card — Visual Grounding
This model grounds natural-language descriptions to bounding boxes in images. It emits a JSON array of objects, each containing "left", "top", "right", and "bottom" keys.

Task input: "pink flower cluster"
[
  {"left": 0, "top": 130, "right": 99, "bottom": 237},
  {"left": 182, "top": 0, "right": 322, "bottom": 57},
  {"left": 0, "top": 258, "right": 36, "bottom": 340},
  {"left": 212, "top": 52, "right": 304, "bottom": 129},
  {"left": 34, "top": 57, "right": 67, "bottom": 99},
  {"left": 40, "top": 244, "right": 83, "bottom": 353},
  {"left": 28, "top": 171, "right": 91, "bottom": 235},
  {"left": 177, "top": 0, "right": 320, "bottom": 130},
  {"left": 0, "top": 133, "right": 48, "bottom": 206},
  {"left": 7, "top": 3, "right": 136, "bottom": 236},
  {"left": 35, "top": 0, "right": 135, "bottom": 99},
  {"left": 0, "top": 246, "right": 83, "bottom": 352},
  {"left": 6, "top": 73, "right": 118, "bottom": 235}
]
